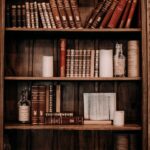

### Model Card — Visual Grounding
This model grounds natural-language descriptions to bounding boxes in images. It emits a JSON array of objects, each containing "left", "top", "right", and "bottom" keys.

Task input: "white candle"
[
  {"left": 42, "top": 56, "right": 53, "bottom": 77},
  {"left": 99, "top": 49, "right": 113, "bottom": 77},
  {"left": 113, "top": 111, "right": 125, "bottom": 126}
]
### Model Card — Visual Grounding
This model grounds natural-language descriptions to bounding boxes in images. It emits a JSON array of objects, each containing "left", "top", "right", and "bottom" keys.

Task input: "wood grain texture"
[{"left": 0, "top": 0, "right": 4, "bottom": 148}]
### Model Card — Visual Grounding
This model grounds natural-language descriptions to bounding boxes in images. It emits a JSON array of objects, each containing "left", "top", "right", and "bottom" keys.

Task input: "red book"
[
  {"left": 107, "top": 0, "right": 128, "bottom": 28},
  {"left": 60, "top": 39, "right": 67, "bottom": 77},
  {"left": 119, "top": 0, "right": 132, "bottom": 28},
  {"left": 99, "top": 0, "right": 119, "bottom": 28},
  {"left": 125, "top": 0, "right": 137, "bottom": 28}
]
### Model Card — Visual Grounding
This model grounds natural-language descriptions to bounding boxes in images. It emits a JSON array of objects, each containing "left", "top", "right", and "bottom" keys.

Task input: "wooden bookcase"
[{"left": 0, "top": 0, "right": 148, "bottom": 149}]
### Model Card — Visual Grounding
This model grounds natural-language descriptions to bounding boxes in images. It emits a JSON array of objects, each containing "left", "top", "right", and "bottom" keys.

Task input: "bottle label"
[{"left": 19, "top": 106, "right": 30, "bottom": 122}]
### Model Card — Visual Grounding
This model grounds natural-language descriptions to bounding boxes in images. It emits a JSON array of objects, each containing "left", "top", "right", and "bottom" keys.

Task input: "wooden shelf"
[
  {"left": 5, "top": 124, "right": 141, "bottom": 131},
  {"left": 4, "top": 76, "right": 141, "bottom": 81},
  {"left": 5, "top": 27, "right": 141, "bottom": 33}
]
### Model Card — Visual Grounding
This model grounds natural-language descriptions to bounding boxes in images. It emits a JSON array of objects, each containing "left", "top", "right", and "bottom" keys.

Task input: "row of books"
[
  {"left": 6, "top": 0, "right": 82, "bottom": 28},
  {"left": 60, "top": 48, "right": 139, "bottom": 78},
  {"left": 31, "top": 84, "right": 84, "bottom": 125},
  {"left": 85, "top": 0, "right": 139, "bottom": 28}
]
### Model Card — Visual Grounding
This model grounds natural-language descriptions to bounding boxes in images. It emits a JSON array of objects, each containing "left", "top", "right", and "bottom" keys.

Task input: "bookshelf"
[{"left": 0, "top": 0, "right": 148, "bottom": 150}]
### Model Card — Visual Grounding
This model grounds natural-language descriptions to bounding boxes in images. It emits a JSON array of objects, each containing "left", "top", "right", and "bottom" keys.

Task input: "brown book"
[
  {"left": 108, "top": 0, "right": 128, "bottom": 28},
  {"left": 85, "top": 0, "right": 105, "bottom": 28},
  {"left": 56, "top": 84, "right": 61, "bottom": 113},
  {"left": 6, "top": 4, "right": 11, "bottom": 27},
  {"left": 125, "top": 0, "right": 137, "bottom": 28},
  {"left": 38, "top": 86, "right": 46, "bottom": 124},
  {"left": 30, "top": 2, "right": 35, "bottom": 28},
  {"left": 63, "top": 0, "right": 76, "bottom": 28},
  {"left": 17, "top": 5, "right": 21, "bottom": 27},
  {"left": 41, "top": 2, "right": 52, "bottom": 28},
  {"left": 46, "top": 85, "right": 50, "bottom": 113},
  {"left": 84, "top": 120, "right": 112, "bottom": 125},
  {"left": 119, "top": 0, "right": 132, "bottom": 28},
  {"left": 49, "top": 0, "right": 63, "bottom": 28},
  {"left": 37, "top": 3, "right": 47, "bottom": 28},
  {"left": 74, "top": 49, "right": 79, "bottom": 77},
  {"left": 69, "top": 0, "right": 82, "bottom": 28},
  {"left": 33, "top": 1, "right": 39, "bottom": 28},
  {"left": 25, "top": 2, "right": 31, "bottom": 28},
  {"left": 66, "top": 49, "right": 71, "bottom": 77},
  {"left": 60, "top": 39, "right": 67, "bottom": 77},
  {"left": 100, "top": 0, "right": 119, "bottom": 28},
  {"left": 45, "top": 3, "right": 56, "bottom": 28},
  {"left": 91, "top": 0, "right": 113, "bottom": 28},
  {"left": 11, "top": 5, "right": 17, "bottom": 27},
  {"left": 31, "top": 86, "right": 39, "bottom": 125},
  {"left": 56, "top": 0, "right": 69, "bottom": 28},
  {"left": 21, "top": 5, "right": 26, "bottom": 27}
]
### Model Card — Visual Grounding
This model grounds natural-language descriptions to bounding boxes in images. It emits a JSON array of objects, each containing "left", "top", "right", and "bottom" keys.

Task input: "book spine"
[
  {"left": 63, "top": 0, "right": 76, "bottom": 28},
  {"left": 31, "top": 86, "right": 39, "bottom": 125},
  {"left": 49, "top": 84, "right": 54, "bottom": 112},
  {"left": 74, "top": 49, "right": 79, "bottom": 77},
  {"left": 85, "top": 0, "right": 105, "bottom": 28},
  {"left": 38, "top": 86, "right": 46, "bottom": 125},
  {"left": 46, "top": 85, "right": 50, "bottom": 113},
  {"left": 70, "top": 49, "right": 75, "bottom": 77},
  {"left": 91, "top": 0, "right": 112, "bottom": 28},
  {"left": 11, "top": 5, "right": 17, "bottom": 27},
  {"left": 21, "top": 5, "right": 26, "bottom": 27},
  {"left": 37, "top": 3, "right": 47, "bottom": 28},
  {"left": 45, "top": 3, "right": 56, "bottom": 28},
  {"left": 82, "top": 49, "right": 87, "bottom": 77},
  {"left": 50, "top": 0, "right": 63, "bottom": 28},
  {"left": 45, "top": 112, "right": 74, "bottom": 117},
  {"left": 25, "top": 2, "right": 31, "bottom": 28},
  {"left": 17, "top": 5, "right": 22, "bottom": 27},
  {"left": 60, "top": 39, "right": 67, "bottom": 77},
  {"left": 6, "top": 4, "right": 11, "bottom": 27},
  {"left": 86, "top": 50, "right": 91, "bottom": 77},
  {"left": 66, "top": 49, "right": 71, "bottom": 77},
  {"left": 125, "top": 0, "right": 137, "bottom": 28},
  {"left": 100, "top": 0, "right": 119, "bottom": 28},
  {"left": 41, "top": 2, "right": 52, "bottom": 28},
  {"left": 70, "top": 0, "right": 82, "bottom": 28},
  {"left": 57, "top": 0, "right": 69, "bottom": 28},
  {"left": 94, "top": 50, "right": 99, "bottom": 77},
  {"left": 30, "top": 2, "right": 35, "bottom": 28},
  {"left": 119, "top": 0, "right": 132, "bottom": 28},
  {"left": 56, "top": 84, "right": 61, "bottom": 113},
  {"left": 78, "top": 50, "right": 83, "bottom": 77},
  {"left": 90, "top": 50, "right": 95, "bottom": 77},
  {"left": 108, "top": 0, "right": 128, "bottom": 28},
  {"left": 33, "top": 1, "right": 39, "bottom": 28}
]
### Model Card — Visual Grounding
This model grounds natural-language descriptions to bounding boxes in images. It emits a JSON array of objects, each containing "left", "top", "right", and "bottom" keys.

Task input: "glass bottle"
[
  {"left": 114, "top": 43, "right": 126, "bottom": 77},
  {"left": 18, "top": 88, "right": 30, "bottom": 123}
]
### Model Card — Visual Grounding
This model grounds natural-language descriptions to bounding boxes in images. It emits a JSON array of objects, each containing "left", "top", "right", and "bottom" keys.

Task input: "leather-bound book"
[
  {"left": 85, "top": 0, "right": 105, "bottom": 28},
  {"left": 91, "top": 0, "right": 112, "bottom": 28},
  {"left": 33, "top": 1, "right": 39, "bottom": 28},
  {"left": 57, "top": 0, "right": 69, "bottom": 28},
  {"left": 108, "top": 0, "right": 128, "bottom": 28},
  {"left": 25, "top": 2, "right": 31, "bottom": 28},
  {"left": 69, "top": 0, "right": 82, "bottom": 28},
  {"left": 17, "top": 5, "right": 21, "bottom": 27},
  {"left": 49, "top": 0, "right": 63, "bottom": 28},
  {"left": 100, "top": 0, "right": 119, "bottom": 28},
  {"left": 125, "top": 0, "right": 137, "bottom": 28},
  {"left": 63, "top": 0, "right": 76, "bottom": 28},
  {"left": 11, "top": 5, "right": 17, "bottom": 27},
  {"left": 6, "top": 4, "right": 11, "bottom": 27},
  {"left": 119, "top": 0, "right": 132, "bottom": 28},
  {"left": 30, "top": 2, "right": 35, "bottom": 28},
  {"left": 21, "top": 5, "right": 26, "bottom": 27}
]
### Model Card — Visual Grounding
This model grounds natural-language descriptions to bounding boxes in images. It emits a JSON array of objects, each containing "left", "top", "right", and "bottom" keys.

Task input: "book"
[
  {"left": 50, "top": 0, "right": 63, "bottom": 28},
  {"left": 85, "top": 0, "right": 105, "bottom": 28},
  {"left": 6, "top": 5, "right": 11, "bottom": 27},
  {"left": 70, "top": 0, "right": 82, "bottom": 28},
  {"left": 41, "top": 2, "right": 51, "bottom": 28},
  {"left": 119, "top": 0, "right": 132, "bottom": 28},
  {"left": 60, "top": 39, "right": 67, "bottom": 77},
  {"left": 38, "top": 86, "right": 46, "bottom": 124},
  {"left": 100, "top": 0, "right": 119, "bottom": 28},
  {"left": 66, "top": 49, "right": 71, "bottom": 77},
  {"left": 56, "top": 84, "right": 61, "bottom": 112},
  {"left": 91, "top": 0, "right": 113, "bottom": 28},
  {"left": 125, "top": 0, "right": 137, "bottom": 28},
  {"left": 63, "top": 0, "right": 76, "bottom": 28},
  {"left": 108, "top": 0, "right": 128, "bottom": 28},
  {"left": 45, "top": 3, "right": 56, "bottom": 28},
  {"left": 16, "top": 5, "right": 22, "bottom": 27},
  {"left": 37, "top": 3, "right": 47, "bottom": 28},
  {"left": 25, "top": 2, "right": 31, "bottom": 28},
  {"left": 30, "top": 2, "right": 35, "bottom": 28},
  {"left": 11, "top": 5, "right": 17, "bottom": 27},
  {"left": 21, "top": 5, "right": 26, "bottom": 27},
  {"left": 33, "top": 2, "right": 39, "bottom": 28},
  {"left": 57, "top": 0, "right": 69, "bottom": 28},
  {"left": 31, "top": 86, "right": 39, "bottom": 125},
  {"left": 84, "top": 120, "right": 112, "bottom": 125}
]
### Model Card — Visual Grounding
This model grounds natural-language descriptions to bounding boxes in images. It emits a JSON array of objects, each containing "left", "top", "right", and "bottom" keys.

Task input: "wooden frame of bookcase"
[{"left": 0, "top": 0, "right": 149, "bottom": 149}]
